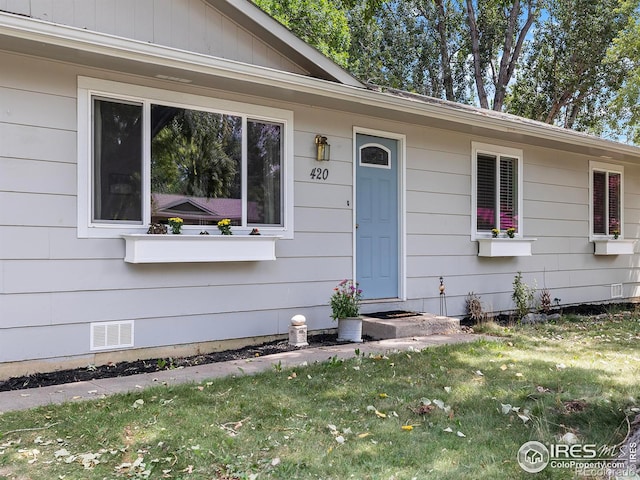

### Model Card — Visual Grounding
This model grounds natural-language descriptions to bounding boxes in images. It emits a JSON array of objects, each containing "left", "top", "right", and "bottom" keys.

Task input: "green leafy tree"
[
  {"left": 507, "top": 0, "right": 636, "bottom": 134},
  {"left": 465, "top": 0, "right": 542, "bottom": 111},
  {"left": 606, "top": 0, "right": 640, "bottom": 143},
  {"left": 252, "top": 0, "right": 639, "bottom": 142},
  {"left": 346, "top": 0, "right": 471, "bottom": 101},
  {"left": 348, "top": 0, "right": 542, "bottom": 109},
  {"left": 252, "top": 0, "right": 352, "bottom": 67}
]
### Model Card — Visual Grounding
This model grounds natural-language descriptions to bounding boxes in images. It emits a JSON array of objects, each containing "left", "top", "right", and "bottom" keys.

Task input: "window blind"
[{"left": 476, "top": 153, "right": 496, "bottom": 231}]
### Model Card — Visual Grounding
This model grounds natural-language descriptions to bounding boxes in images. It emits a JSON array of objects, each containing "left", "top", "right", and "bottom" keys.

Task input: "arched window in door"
[{"left": 359, "top": 143, "right": 391, "bottom": 169}]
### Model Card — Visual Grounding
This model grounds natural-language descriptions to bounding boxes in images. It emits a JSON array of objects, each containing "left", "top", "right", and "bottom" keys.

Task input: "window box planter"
[
  {"left": 122, "top": 234, "right": 278, "bottom": 263},
  {"left": 593, "top": 239, "right": 635, "bottom": 256},
  {"left": 477, "top": 238, "right": 536, "bottom": 257}
]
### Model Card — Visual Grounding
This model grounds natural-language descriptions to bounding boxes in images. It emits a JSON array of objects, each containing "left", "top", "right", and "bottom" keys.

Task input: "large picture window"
[
  {"left": 472, "top": 143, "right": 523, "bottom": 238},
  {"left": 79, "top": 78, "right": 293, "bottom": 238},
  {"left": 590, "top": 161, "right": 623, "bottom": 238}
]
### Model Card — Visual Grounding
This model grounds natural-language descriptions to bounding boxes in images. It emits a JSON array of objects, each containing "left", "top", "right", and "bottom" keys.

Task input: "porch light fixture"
[{"left": 315, "top": 135, "right": 330, "bottom": 161}]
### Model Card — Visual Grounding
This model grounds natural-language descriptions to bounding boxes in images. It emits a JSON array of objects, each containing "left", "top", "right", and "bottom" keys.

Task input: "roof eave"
[{"left": 0, "top": 10, "right": 638, "bottom": 162}]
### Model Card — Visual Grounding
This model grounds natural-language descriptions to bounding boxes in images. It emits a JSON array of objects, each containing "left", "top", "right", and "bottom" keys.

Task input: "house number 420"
[{"left": 310, "top": 167, "right": 329, "bottom": 181}]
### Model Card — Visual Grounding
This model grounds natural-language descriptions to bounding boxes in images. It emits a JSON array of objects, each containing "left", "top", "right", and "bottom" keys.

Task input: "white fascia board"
[{"left": 1, "top": 11, "right": 639, "bottom": 161}]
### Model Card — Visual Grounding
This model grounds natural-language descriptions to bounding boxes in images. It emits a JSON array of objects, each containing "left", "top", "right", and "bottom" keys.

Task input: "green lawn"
[{"left": 1, "top": 314, "right": 639, "bottom": 479}]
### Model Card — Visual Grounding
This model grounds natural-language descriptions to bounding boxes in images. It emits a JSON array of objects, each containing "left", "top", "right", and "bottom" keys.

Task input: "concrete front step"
[{"left": 362, "top": 312, "right": 460, "bottom": 340}]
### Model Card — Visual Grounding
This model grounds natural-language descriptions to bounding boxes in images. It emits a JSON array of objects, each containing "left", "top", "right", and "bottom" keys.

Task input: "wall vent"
[
  {"left": 611, "top": 283, "right": 623, "bottom": 299},
  {"left": 91, "top": 321, "right": 134, "bottom": 351}
]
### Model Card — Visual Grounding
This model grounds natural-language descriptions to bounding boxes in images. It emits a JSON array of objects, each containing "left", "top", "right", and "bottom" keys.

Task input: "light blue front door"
[{"left": 356, "top": 133, "right": 399, "bottom": 299}]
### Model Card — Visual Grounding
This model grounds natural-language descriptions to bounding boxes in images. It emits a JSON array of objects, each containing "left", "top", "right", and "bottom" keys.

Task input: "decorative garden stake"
[{"left": 439, "top": 276, "right": 447, "bottom": 316}]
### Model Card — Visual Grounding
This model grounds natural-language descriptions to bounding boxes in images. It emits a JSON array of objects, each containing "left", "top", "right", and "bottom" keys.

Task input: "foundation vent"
[
  {"left": 611, "top": 283, "right": 623, "bottom": 299},
  {"left": 91, "top": 321, "right": 134, "bottom": 351}
]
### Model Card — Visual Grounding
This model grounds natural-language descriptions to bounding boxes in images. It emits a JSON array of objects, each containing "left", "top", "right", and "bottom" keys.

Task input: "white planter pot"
[
  {"left": 337, "top": 317, "right": 363, "bottom": 343},
  {"left": 477, "top": 238, "right": 536, "bottom": 257},
  {"left": 122, "top": 234, "right": 278, "bottom": 263},
  {"left": 593, "top": 239, "right": 635, "bottom": 255}
]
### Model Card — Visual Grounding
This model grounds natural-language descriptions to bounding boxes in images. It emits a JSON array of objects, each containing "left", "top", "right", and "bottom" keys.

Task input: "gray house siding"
[
  {"left": 0, "top": 0, "right": 307, "bottom": 76},
  {"left": 1, "top": 2, "right": 640, "bottom": 374},
  {"left": 0, "top": 49, "right": 357, "bottom": 365}
]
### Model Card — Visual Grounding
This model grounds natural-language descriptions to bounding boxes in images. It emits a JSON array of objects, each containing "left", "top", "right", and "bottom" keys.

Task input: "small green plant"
[
  {"left": 512, "top": 272, "right": 535, "bottom": 320},
  {"left": 273, "top": 360, "right": 283, "bottom": 372},
  {"left": 156, "top": 358, "right": 175, "bottom": 370},
  {"left": 327, "top": 355, "right": 343, "bottom": 367}
]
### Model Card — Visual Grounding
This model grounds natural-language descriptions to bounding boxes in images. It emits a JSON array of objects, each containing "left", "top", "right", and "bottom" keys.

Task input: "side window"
[
  {"left": 591, "top": 161, "right": 623, "bottom": 238},
  {"left": 92, "top": 98, "right": 143, "bottom": 224},
  {"left": 472, "top": 143, "right": 523, "bottom": 238}
]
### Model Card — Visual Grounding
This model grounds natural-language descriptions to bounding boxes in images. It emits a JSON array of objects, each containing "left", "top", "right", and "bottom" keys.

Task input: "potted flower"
[
  {"left": 491, "top": 228, "right": 500, "bottom": 238},
  {"left": 217, "top": 218, "right": 232, "bottom": 235},
  {"left": 611, "top": 220, "right": 620, "bottom": 239},
  {"left": 168, "top": 217, "right": 183, "bottom": 234},
  {"left": 506, "top": 227, "right": 516, "bottom": 238},
  {"left": 330, "top": 279, "right": 363, "bottom": 343}
]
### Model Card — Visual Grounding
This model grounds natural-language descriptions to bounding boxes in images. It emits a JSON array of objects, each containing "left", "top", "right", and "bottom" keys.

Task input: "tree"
[
  {"left": 413, "top": 0, "right": 469, "bottom": 102},
  {"left": 347, "top": 0, "right": 541, "bottom": 109},
  {"left": 507, "top": 0, "right": 636, "bottom": 133},
  {"left": 346, "top": 0, "right": 471, "bottom": 101},
  {"left": 606, "top": 0, "right": 640, "bottom": 142},
  {"left": 252, "top": 0, "right": 352, "bottom": 67},
  {"left": 465, "top": 0, "right": 541, "bottom": 110},
  {"left": 253, "top": 0, "right": 638, "bottom": 141}
]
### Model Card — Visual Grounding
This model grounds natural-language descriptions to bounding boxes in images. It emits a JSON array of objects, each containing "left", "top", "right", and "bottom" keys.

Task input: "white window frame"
[
  {"left": 589, "top": 161, "right": 624, "bottom": 241},
  {"left": 471, "top": 142, "right": 524, "bottom": 240},
  {"left": 77, "top": 77, "right": 294, "bottom": 239}
]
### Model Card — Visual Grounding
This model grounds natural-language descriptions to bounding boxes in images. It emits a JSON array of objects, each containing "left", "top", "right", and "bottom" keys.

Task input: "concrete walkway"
[{"left": 0, "top": 333, "right": 484, "bottom": 413}]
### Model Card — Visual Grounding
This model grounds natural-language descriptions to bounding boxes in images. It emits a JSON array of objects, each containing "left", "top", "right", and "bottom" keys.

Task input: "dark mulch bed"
[
  {"left": 460, "top": 302, "right": 639, "bottom": 327},
  {"left": 2, "top": 303, "right": 635, "bottom": 393},
  {"left": 0, "top": 333, "right": 362, "bottom": 392}
]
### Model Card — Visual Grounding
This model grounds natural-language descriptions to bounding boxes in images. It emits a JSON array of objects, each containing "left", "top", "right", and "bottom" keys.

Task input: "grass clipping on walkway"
[{"left": 1, "top": 315, "right": 639, "bottom": 479}]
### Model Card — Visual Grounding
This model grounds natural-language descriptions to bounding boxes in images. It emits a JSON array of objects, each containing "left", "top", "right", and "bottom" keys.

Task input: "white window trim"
[
  {"left": 589, "top": 160, "right": 624, "bottom": 241},
  {"left": 471, "top": 142, "right": 524, "bottom": 240},
  {"left": 77, "top": 76, "right": 294, "bottom": 239}
]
